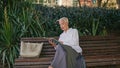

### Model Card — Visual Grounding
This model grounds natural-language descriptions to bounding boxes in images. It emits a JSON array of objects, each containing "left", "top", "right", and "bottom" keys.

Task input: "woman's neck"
[{"left": 64, "top": 27, "right": 69, "bottom": 32}]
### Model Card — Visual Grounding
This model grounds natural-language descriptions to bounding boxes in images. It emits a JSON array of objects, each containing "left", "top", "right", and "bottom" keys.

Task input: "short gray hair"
[{"left": 59, "top": 17, "right": 69, "bottom": 23}]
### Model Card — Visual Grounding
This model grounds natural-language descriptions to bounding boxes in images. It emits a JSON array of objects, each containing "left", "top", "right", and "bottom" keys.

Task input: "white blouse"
[{"left": 59, "top": 28, "right": 82, "bottom": 53}]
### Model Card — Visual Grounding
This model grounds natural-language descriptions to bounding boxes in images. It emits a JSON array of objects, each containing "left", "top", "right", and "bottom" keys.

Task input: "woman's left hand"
[
  {"left": 48, "top": 38, "right": 56, "bottom": 47},
  {"left": 48, "top": 65, "right": 53, "bottom": 68}
]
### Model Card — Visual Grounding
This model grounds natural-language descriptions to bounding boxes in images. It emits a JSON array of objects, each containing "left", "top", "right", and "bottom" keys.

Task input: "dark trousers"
[
  {"left": 61, "top": 45, "right": 86, "bottom": 68},
  {"left": 51, "top": 44, "right": 86, "bottom": 68}
]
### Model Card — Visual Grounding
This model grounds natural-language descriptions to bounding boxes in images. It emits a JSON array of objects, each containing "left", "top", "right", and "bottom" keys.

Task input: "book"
[
  {"left": 50, "top": 38, "right": 60, "bottom": 45},
  {"left": 43, "top": 37, "right": 61, "bottom": 45}
]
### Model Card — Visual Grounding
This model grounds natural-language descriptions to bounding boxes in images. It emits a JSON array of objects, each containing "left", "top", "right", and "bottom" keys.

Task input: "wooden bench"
[{"left": 14, "top": 36, "right": 120, "bottom": 68}]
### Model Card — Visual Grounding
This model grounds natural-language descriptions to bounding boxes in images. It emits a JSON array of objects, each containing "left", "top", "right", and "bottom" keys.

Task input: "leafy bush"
[
  {"left": 0, "top": 7, "right": 19, "bottom": 68},
  {"left": 0, "top": 2, "right": 45, "bottom": 68},
  {"left": 35, "top": 5, "right": 120, "bottom": 36}
]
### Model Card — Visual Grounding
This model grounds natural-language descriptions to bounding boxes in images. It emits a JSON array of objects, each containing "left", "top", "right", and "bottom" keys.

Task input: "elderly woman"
[{"left": 48, "top": 17, "right": 86, "bottom": 68}]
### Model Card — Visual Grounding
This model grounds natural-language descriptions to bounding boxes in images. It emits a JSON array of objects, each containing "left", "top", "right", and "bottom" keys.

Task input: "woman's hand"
[
  {"left": 48, "top": 38, "right": 56, "bottom": 47},
  {"left": 59, "top": 41, "right": 63, "bottom": 44},
  {"left": 48, "top": 65, "right": 53, "bottom": 68}
]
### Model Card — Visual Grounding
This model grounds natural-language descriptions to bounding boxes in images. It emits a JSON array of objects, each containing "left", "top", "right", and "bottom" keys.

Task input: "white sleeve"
[
  {"left": 67, "top": 29, "right": 79, "bottom": 46},
  {"left": 72, "top": 29, "right": 79, "bottom": 45}
]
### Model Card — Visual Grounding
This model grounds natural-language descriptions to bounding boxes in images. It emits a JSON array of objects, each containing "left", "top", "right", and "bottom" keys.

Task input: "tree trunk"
[
  {"left": 102, "top": 0, "right": 109, "bottom": 7},
  {"left": 116, "top": 0, "right": 120, "bottom": 9},
  {"left": 97, "top": 0, "right": 102, "bottom": 7},
  {"left": 78, "top": 0, "right": 81, "bottom": 7}
]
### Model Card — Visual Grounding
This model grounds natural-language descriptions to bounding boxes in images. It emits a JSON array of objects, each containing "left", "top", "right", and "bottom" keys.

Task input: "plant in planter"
[{"left": 0, "top": 7, "right": 19, "bottom": 68}]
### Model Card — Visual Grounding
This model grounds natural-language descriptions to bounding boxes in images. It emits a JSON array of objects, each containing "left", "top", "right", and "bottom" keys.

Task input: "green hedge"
[
  {"left": 35, "top": 5, "right": 120, "bottom": 36},
  {"left": 0, "top": 3, "right": 120, "bottom": 37}
]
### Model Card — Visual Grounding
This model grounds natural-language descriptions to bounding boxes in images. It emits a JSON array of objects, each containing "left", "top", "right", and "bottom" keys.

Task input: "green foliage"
[
  {"left": 35, "top": 5, "right": 120, "bottom": 36},
  {"left": 0, "top": 0, "right": 3, "bottom": 23},
  {"left": 0, "top": 7, "right": 19, "bottom": 68},
  {"left": 81, "top": 19, "right": 100, "bottom": 36},
  {"left": 7, "top": 2, "right": 46, "bottom": 37},
  {"left": 0, "top": 2, "right": 45, "bottom": 68}
]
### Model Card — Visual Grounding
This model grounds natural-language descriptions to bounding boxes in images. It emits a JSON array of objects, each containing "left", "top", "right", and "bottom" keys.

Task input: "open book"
[
  {"left": 50, "top": 38, "right": 60, "bottom": 45},
  {"left": 43, "top": 37, "right": 61, "bottom": 45}
]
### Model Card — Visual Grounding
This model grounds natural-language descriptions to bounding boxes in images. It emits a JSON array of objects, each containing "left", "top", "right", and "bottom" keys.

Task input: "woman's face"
[{"left": 59, "top": 20, "right": 68, "bottom": 31}]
